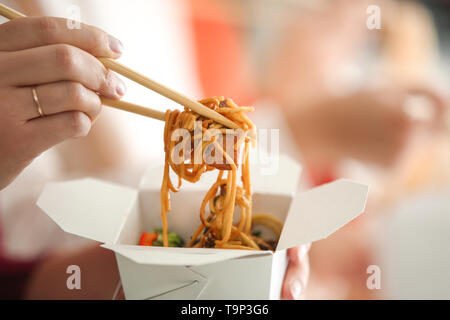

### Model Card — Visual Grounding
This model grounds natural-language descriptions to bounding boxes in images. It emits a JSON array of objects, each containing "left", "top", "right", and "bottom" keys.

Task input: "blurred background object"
[{"left": 190, "top": 0, "right": 450, "bottom": 300}]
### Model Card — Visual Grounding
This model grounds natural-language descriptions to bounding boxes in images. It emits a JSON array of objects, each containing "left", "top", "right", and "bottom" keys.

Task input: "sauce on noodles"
[{"left": 160, "top": 96, "right": 279, "bottom": 250}]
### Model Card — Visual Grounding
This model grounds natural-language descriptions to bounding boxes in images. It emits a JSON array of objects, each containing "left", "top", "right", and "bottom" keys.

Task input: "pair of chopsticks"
[{"left": 0, "top": 3, "right": 239, "bottom": 129}]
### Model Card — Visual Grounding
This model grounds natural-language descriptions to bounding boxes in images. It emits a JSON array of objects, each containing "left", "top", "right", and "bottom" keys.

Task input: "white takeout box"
[{"left": 37, "top": 155, "right": 368, "bottom": 299}]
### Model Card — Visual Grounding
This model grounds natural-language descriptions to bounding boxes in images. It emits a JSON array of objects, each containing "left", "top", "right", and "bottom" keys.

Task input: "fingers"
[
  {"left": 0, "top": 45, "right": 126, "bottom": 98},
  {"left": 12, "top": 82, "right": 102, "bottom": 121},
  {"left": 24, "top": 111, "right": 92, "bottom": 157},
  {"left": 0, "top": 17, "right": 123, "bottom": 58},
  {"left": 282, "top": 244, "right": 311, "bottom": 300}
]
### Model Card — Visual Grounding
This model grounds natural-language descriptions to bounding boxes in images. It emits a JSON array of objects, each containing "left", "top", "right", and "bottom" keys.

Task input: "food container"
[{"left": 37, "top": 155, "right": 368, "bottom": 299}]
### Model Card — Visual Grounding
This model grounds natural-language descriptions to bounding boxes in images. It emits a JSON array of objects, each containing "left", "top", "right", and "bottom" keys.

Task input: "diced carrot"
[{"left": 139, "top": 232, "right": 158, "bottom": 246}]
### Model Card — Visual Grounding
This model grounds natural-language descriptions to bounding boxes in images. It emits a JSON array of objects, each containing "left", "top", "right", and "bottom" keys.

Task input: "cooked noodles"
[{"left": 160, "top": 96, "right": 280, "bottom": 250}]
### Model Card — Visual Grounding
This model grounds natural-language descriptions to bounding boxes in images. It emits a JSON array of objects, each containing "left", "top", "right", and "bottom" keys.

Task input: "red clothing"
[
  {"left": 0, "top": 201, "right": 37, "bottom": 299},
  {"left": 307, "top": 165, "right": 338, "bottom": 186}
]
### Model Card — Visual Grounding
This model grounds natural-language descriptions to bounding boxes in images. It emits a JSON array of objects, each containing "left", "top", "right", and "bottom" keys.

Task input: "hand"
[
  {"left": 0, "top": 17, "right": 126, "bottom": 190},
  {"left": 289, "top": 87, "right": 446, "bottom": 167},
  {"left": 281, "top": 243, "right": 311, "bottom": 300},
  {"left": 24, "top": 245, "right": 121, "bottom": 299}
]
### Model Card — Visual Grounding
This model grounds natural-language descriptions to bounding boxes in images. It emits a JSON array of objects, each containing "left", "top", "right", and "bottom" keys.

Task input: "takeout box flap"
[
  {"left": 115, "top": 253, "right": 209, "bottom": 300},
  {"left": 115, "top": 253, "right": 210, "bottom": 300},
  {"left": 102, "top": 244, "right": 272, "bottom": 266},
  {"left": 276, "top": 179, "right": 368, "bottom": 251},
  {"left": 37, "top": 178, "right": 138, "bottom": 244}
]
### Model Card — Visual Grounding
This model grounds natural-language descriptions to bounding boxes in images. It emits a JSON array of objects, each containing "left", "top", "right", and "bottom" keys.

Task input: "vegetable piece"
[
  {"left": 152, "top": 228, "right": 185, "bottom": 247},
  {"left": 252, "top": 230, "right": 262, "bottom": 237},
  {"left": 139, "top": 232, "right": 158, "bottom": 246}
]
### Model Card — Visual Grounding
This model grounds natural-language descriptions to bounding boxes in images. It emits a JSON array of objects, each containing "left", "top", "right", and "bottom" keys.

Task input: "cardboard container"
[{"left": 37, "top": 155, "right": 368, "bottom": 299}]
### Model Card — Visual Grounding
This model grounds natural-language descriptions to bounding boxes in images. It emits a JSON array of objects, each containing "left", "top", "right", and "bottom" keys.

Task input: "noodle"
[{"left": 160, "top": 96, "right": 279, "bottom": 250}]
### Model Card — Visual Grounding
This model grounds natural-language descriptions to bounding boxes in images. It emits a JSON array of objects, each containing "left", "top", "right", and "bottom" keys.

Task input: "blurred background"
[{"left": 0, "top": 0, "right": 449, "bottom": 299}]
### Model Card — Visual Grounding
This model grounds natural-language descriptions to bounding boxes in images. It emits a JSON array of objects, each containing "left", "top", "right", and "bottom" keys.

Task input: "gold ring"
[{"left": 32, "top": 87, "right": 44, "bottom": 117}]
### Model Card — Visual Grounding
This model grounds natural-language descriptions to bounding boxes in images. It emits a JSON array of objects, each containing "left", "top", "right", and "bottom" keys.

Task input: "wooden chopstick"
[
  {"left": 99, "top": 58, "right": 239, "bottom": 129},
  {"left": 0, "top": 2, "right": 22, "bottom": 19},
  {"left": 101, "top": 98, "right": 165, "bottom": 121},
  {"left": 0, "top": 3, "right": 239, "bottom": 129}
]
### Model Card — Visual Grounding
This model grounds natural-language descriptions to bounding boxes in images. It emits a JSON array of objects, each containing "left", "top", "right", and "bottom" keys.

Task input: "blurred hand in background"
[
  {"left": 286, "top": 87, "right": 447, "bottom": 168},
  {"left": 282, "top": 244, "right": 311, "bottom": 300}
]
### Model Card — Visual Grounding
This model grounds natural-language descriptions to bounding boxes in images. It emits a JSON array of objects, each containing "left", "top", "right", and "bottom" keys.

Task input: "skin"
[
  {"left": 0, "top": 16, "right": 126, "bottom": 190},
  {"left": 288, "top": 87, "right": 446, "bottom": 168},
  {"left": 283, "top": 245, "right": 311, "bottom": 299},
  {"left": 257, "top": 0, "right": 447, "bottom": 169},
  {"left": 12, "top": 0, "right": 131, "bottom": 179}
]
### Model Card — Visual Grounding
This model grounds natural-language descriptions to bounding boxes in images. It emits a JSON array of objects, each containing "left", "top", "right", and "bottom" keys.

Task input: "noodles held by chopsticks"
[{"left": 161, "top": 96, "right": 279, "bottom": 250}]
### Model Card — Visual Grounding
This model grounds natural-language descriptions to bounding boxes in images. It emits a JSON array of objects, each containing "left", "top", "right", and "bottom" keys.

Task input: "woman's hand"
[
  {"left": 281, "top": 244, "right": 311, "bottom": 299},
  {"left": 0, "top": 17, "right": 126, "bottom": 190},
  {"left": 24, "top": 245, "right": 121, "bottom": 299}
]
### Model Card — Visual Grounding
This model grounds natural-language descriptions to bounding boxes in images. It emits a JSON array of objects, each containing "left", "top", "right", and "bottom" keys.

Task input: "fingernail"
[
  {"left": 290, "top": 280, "right": 302, "bottom": 300},
  {"left": 299, "top": 243, "right": 311, "bottom": 260},
  {"left": 115, "top": 77, "right": 126, "bottom": 97},
  {"left": 109, "top": 35, "right": 124, "bottom": 54}
]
